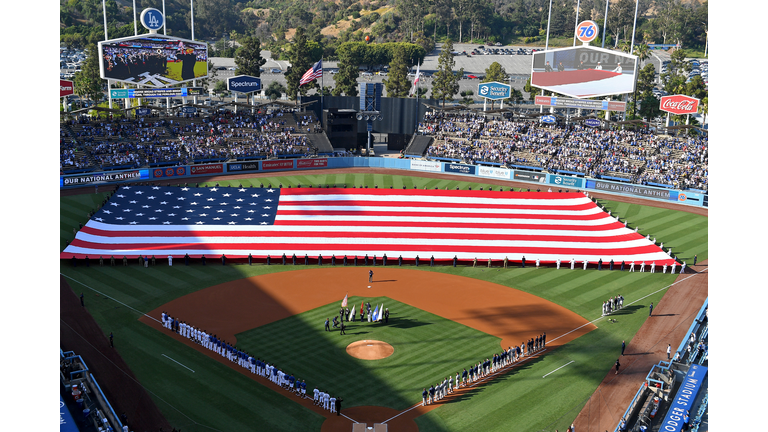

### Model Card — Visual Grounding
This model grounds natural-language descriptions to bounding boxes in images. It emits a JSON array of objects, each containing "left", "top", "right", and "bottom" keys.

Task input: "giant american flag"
[{"left": 62, "top": 185, "right": 676, "bottom": 265}]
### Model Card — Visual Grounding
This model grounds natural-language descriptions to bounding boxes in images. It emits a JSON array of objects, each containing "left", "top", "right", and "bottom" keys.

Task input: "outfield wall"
[{"left": 60, "top": 157, "right": 706, "bottom": 207}]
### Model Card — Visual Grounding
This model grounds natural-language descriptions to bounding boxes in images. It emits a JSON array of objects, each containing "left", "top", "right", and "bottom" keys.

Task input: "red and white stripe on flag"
[
  {"left": 300, "top": 60, "right": 322, "bottom": 86},
  {"left": 62, "top": 188, "right": 676, "bottom": 265}
]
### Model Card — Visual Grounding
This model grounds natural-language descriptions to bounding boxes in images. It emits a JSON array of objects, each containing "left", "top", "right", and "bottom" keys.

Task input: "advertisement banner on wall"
[
  {"left": 410, "top": 160, "right": 442, "bottom": 172},
  {"left": 513, "top": 171, "right": 547, "bottom": 183},
  {"left": 189, "top": 164, "right": 223, "bottom": 175},
  {"left": 669, "top": 190, "right": 703, "bottom": 203},
  {"left": 443, "top": 163, "right": 476, "bottom": 175},
  {"left": 61, "top": 169, "right": 149, "bottom": 187},
  {"left": 588, "top": 180, "right": 672, "bottom": 200},
  {"left": 227, "top": 161, "right": 261, "bottom": 172},
  {"left": 262, "top": 160, "right": 295, "bottom": 170},
  {"left": 535, "top": 95, "right": 627, "bottom": 112},
  {"left": 152, "top": 166, "right": 187, "bottom": 178},
  {"left": 478, "top": 166, "right": 511, "bottom": 180},
  {"left": 297, "top": 158, "right": 328, "bottom": 168},
  {"left": 549, "top": 174, "right": 584, "bottom": 188}
]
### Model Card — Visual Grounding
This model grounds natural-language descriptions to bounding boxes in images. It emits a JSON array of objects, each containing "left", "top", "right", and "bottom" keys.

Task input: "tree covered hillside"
[{"left": 61, "top": 0, "right": 707, "bottom": 59}]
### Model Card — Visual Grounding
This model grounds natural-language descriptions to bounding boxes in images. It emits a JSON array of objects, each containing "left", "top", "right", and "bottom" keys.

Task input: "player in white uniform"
[{"left": 556, "top": 258, "right": 561, "bottom": 269}]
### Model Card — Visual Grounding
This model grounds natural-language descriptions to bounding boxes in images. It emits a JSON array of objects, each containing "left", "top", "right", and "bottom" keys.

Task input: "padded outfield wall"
[{"left": 60, "top": 157, "right": 707, "bottom": 207}]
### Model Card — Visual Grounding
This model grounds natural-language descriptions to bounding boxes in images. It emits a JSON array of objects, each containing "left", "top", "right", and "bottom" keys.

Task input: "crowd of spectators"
[
  {"left": 419, "top": 111, "right": 708, "bottom": 190},
  {"left": 60, "top": 109, "right": 319, "bottom": 171},
  {"left": 60, "top": 108, "right": 708, "bottom": 191}
]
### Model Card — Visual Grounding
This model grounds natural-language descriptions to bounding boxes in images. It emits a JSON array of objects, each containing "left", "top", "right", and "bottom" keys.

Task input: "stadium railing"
[
  {"left": 673, "top": 299, "right": 708, "bottom": 363},
  {"left": 60, "top": 348, "right": 124, "bottom": 432},
  {"left": 615, "top": 299, "right": 708, "bottom": 432}
]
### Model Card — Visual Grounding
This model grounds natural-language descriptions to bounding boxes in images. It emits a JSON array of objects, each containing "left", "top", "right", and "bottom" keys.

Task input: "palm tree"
[
  {"left": 699, "top": 96, "right": 708, "bottom": 125},
  {"left": 628, "top": 43, "right": 651, "bottom": 120},
  {"left": 633, "top": 43, "right": 650, "bottom": 63}
]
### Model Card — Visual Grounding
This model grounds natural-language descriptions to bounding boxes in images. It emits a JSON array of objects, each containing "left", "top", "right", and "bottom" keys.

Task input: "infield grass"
[
  {"left": 60, "top": 173, "right": 707, "bottom": 431},
  {"left": 237, "top": 297, "right": 501, "bottom": 410}
]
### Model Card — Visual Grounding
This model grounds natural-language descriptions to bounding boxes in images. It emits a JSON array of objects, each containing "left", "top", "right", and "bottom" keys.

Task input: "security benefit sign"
[
  {"left": 531, "top": 46, "right": 637, "bottom": 98},
  {"left": 477, "top": 82, "right": 511, "bottom": 100},
  {"left": 548, "top": 174, "right": 583, "bottom": 188},
  {"left": 227, "top": 75, "right": 262, "bottom": 94}
]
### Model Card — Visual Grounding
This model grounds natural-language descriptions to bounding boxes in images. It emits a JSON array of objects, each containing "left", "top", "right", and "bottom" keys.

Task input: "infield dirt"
[{"left": 139, "top": 267, "right": 595, "bottom": 429}]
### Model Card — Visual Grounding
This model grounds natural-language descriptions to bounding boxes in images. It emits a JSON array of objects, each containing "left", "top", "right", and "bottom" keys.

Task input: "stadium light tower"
[{"left": 103, "top": 0, "right": 112, "bottom": 109}]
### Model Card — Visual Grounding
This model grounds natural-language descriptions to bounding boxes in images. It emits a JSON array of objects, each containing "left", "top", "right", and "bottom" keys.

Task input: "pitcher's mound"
[{"left": 346, "top": 340, "right": 394, "bottom": 360}]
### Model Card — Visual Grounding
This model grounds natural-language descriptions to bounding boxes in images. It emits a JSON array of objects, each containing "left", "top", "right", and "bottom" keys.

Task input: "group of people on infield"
[
  {"left": 602, "top": 295, "right": 625, "bottom": 316},
  {"left": 159, "top": 311, "right": 342, "bottom": 411},
  {"left": 421, "top": 333, "right": 547, "bottom": 406}
]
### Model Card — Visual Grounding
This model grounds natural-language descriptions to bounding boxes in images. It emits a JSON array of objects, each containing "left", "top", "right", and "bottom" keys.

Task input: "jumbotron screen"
[
  {"left": 530, "top": 46, "right": 637, "bottom": 98},
  {"left": 98, "top": 35, "right": 208, "bottom": 87}
]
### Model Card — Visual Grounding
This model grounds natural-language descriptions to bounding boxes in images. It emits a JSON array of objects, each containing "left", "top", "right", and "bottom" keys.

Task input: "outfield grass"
[{"left": 60, "top": 173, "right": 707, "bottom": 431}]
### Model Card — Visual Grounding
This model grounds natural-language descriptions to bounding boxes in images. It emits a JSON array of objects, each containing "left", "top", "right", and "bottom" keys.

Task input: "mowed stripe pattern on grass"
[{"left": 234, "top": 297, "right": 502, "bottom": 411}]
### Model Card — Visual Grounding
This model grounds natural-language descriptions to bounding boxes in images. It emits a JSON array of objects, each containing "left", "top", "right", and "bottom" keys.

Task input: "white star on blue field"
[{"left": 92, "top": 186, "right": 281, "bottom": 226}]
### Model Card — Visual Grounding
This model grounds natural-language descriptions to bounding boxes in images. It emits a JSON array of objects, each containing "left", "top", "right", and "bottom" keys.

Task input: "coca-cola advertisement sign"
[{"left": 659, "top": 95, "right": 699, "bottom": 115}]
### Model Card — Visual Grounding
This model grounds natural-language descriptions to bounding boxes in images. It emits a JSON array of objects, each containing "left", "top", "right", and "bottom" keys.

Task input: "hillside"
[{"left": 60, "top": 0, "right": 707, "bottom": 57}]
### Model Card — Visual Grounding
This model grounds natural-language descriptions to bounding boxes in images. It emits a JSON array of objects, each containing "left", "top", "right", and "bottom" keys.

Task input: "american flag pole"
[
  {"left": 415, "top": 60, "right": 420, "bottom": 134},
  {"left": 321, "top": 57, "right": 324, "bottom": 128}
]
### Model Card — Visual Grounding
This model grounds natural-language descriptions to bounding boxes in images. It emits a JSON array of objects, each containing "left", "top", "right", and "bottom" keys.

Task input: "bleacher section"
[
  {"left": 404, "top": 135, "right": 434, "bottom": 157},
  {"left": 307, "top": 132, "right": 334, "bottom": 155},
  {"left": 60, "top": 107, "right": 708, "bottom": 191},
  {"left": 61, "top": 108, "right": 330, "bottom": 172},
  {"left": 417, "top": 109, "right": 708, "bottom": 191}
]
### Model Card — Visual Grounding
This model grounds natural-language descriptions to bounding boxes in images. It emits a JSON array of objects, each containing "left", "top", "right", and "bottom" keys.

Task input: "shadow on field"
[
  {"left": 608, "top": 305, "right": 643, "bottom": 316},
  {"left": 386, "top": 317, "right": 432, "bottom": 329},
  {"left": 440, "top": 354, "right": 549, "bottom": 404}
]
